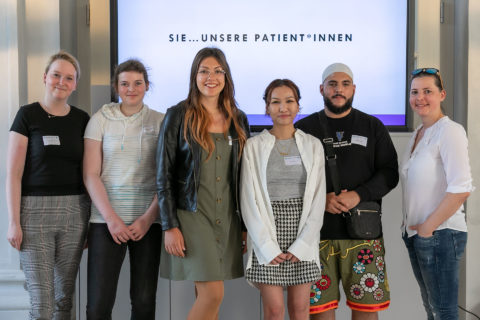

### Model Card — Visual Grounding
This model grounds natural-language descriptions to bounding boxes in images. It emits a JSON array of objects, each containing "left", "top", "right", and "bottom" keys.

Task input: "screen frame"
[{"left": 110, "top": 0, "right": 415, "bottom": 132}]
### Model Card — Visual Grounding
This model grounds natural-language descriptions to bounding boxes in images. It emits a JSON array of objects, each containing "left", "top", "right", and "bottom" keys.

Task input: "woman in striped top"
[{"left": 83, "top": 59, "right": 164, "bottom": 319}]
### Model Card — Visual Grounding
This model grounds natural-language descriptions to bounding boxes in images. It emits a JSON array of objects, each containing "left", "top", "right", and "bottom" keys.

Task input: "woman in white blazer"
[{"left": 240, "top": 79, "right": 326, "bottom": 320}]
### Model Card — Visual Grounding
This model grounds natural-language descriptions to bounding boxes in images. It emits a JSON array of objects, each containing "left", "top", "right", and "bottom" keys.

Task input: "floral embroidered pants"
[{"left": 310, "top": 238, "right": 390, "bottom": 314}]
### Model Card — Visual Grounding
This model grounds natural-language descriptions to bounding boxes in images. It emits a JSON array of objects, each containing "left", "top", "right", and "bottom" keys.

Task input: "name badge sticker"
[
  {"left": 284, "top": 155, "right": 302, "bottom": 166},
  {"left": 351, "top": 135, "right": 368, "bottom": 147},
  {"left": 42, "top": 136, "right": 60, "bottom": 146},
  {"left": 143, "top": 126, "right": 157, "bottom": 135}
]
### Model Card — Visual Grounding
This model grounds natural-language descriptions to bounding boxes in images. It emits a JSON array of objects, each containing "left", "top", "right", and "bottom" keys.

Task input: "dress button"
[
  {"left": 216, "top": 137, "right": 221, "bottom": 142},
  {"left": 216, "top": 155, "right": 221, "bottom": 160},
  {"left": 216, "top": 197, "right": 222, "bottom": 203},
  {"left": 216, "top": 219, "right": 221, "bottom": 225},
  {"left": 216, "top": 237, "right": 220, "bottom": 243},
  {"left": 216, "top": 176, "right": 221, "bottom": 182}
]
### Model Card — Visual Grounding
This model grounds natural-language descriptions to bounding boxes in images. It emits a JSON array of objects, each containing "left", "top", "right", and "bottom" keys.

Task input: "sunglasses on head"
[
  {"left": 411, "top": 68, "right": 444, "bottom": 90},
  {"left": 411, "top": 68, "right": 439, "bottom": 76}
]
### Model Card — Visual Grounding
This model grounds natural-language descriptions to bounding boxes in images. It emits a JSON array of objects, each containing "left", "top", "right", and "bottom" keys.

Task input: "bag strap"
[{"left": 318, "top": 111, "right": 341, "bottom": 195}]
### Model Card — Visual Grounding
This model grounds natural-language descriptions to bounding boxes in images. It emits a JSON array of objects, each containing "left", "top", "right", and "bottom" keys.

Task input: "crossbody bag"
[{"left": 318, "top": 111, "right": 382, "bottom": 239}]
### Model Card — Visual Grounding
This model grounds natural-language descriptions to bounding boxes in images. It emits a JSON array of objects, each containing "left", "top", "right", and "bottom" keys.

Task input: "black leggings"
[{"left": 86, "top": 223, "right": 162, "bottom": 320}]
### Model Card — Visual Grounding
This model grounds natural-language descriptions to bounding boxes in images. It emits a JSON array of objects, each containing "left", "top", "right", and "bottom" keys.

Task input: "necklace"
[
  {"left": 43, "top": 104, "right": 69, "bottom": 118},
  {"left": 275, "top": 140, "right": 292, "bottom": 156}
]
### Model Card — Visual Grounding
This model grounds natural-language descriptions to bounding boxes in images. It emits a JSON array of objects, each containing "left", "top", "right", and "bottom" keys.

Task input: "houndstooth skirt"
[{"left": 245, "top": 198, "right": 321, "bottom": 286}]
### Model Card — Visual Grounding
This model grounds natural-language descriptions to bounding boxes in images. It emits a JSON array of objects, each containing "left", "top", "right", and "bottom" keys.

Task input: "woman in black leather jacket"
[{"left": 156, "top": 47, "right": 249, "bottom": 319}]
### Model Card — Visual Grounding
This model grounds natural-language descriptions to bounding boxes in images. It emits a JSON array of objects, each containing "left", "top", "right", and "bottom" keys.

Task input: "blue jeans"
[
  {"left": 403, "top": 229, "right": 467, "bottom": 320},
  {"left": 86, "top": 223, "right": 162, "bottom": 320}
]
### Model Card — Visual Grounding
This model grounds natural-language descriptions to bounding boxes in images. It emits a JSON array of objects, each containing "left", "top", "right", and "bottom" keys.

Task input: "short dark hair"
[
  {"left": 263, "top": 79, "right": 301, "bottom": 114},
  {"left": 112, "top": 59, "right": 150, "bottom": 94}
]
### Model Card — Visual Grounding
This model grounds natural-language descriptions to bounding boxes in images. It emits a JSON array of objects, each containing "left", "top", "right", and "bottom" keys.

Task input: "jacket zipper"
[
  {"left": 356, "top": 209, "right": 378, "bottom": 213},
  {"left": 345, "top": 209, "right": 379, "bottom": 217},
  {"left": 350, "top": 209, "right": 379, "bottom": 216}
]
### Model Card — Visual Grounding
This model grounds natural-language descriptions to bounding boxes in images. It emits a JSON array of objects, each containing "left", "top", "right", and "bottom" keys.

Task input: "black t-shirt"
[
  {"left": 295, "top": 109, "right": 399, "bottom": 239},
  {"left": 10, "top": 102, "right": 90, "bottom": 196}
]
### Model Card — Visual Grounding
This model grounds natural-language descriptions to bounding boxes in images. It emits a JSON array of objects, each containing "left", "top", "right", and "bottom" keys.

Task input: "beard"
[{"left": 324, "top": 94, "right": 354, "bottom": 115}]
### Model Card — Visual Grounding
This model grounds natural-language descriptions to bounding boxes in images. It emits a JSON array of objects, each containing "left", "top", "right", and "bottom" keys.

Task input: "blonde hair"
[{"left": 45, "top": 50, "right": 81, "bottom": 81}]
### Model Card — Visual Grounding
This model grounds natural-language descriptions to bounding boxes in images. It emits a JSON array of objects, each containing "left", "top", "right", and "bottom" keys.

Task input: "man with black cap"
[{"left": 296, "top": 63, "right": 398, "bottom": 320}]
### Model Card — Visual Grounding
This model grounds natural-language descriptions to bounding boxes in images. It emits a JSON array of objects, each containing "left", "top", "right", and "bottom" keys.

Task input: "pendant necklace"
[
  {"left": 44, "top": 104, "right": 69, "bottom": 118},
  {"left": 275, "top": 140, "right": 292, "bottom": 156}
]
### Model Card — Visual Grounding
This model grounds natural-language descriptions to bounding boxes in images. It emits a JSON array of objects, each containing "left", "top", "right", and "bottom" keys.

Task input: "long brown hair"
[{"left": 183, "top": 47, "right": 246, "bottom": 159}]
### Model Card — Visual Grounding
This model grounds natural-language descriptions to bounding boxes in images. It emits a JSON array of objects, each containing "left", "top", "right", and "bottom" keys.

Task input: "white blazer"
[{"left": 240, "top": 129, "right": 326, "bottom": 270}]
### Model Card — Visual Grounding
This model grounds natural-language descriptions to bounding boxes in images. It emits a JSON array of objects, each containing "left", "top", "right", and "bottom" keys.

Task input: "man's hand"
[
  {"left": 325, "top": 190, "right": 361, "bottom": 214},
  {"left": 325, "top": 192, "right": 349, "bottom": 214},
  {"left": 336, "top": 190, "right": 361, "bottom": 211}
]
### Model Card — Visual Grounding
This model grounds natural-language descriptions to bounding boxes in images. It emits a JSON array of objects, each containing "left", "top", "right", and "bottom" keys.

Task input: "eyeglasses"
[
  {"left": 197, "top": 69, "right": 226, "bottom": 78},
  {"left": 411, "top": 68, "right": 444, "bottom": 90}
]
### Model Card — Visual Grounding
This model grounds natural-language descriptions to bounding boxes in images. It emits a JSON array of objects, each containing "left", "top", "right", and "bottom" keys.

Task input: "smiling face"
[
  {"left": 267, "top": 86, "right": 300, "bottom": 128},
  {"left": 43, "top": 59, "right": 77, "bottom": 101},
  {"left": 117, "top": 71, "right": 148, "bottom": 109},
  {"left": 196, "top": 57, "right": 225, "bottom": 101},
  {"left": 409, "top": 76, "right": 445, "bottom": 120}
]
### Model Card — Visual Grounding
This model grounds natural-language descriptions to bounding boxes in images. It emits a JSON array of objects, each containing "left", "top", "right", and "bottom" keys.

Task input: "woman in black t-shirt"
[{"left": 6, "top": 51, "right": 90, "bottom": 320}]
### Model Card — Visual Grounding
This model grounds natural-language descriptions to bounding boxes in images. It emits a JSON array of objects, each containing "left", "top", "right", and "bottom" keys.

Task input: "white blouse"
[
  {"left": 240, "top": 129, "right": 326, "bottom": 270},
  {"left": 400, "top": 116, "right": 474, "bottom": 237}
]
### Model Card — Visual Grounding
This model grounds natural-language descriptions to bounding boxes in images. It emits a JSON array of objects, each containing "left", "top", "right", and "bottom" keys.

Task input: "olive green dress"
[{"left": 160, "top": 133, "right": 244, "bottom": 281}]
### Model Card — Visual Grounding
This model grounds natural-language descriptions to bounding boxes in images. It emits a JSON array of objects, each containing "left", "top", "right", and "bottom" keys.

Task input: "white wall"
[
  {"left": 0, "top": 3, "right": 29, "bottom": 319},
  {"left": 0, "top": 0, "right": 61, "bottom": 318},
  {"left": 465, "top": 1, "right": 480, "bottom": 318}
]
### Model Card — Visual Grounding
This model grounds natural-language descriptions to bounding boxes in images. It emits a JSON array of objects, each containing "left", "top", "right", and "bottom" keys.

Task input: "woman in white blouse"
[
  {"left": 240, "top": 79, "right": 325, "bottom": 320},
  {"left": 400, "top": 68, "right": 473, "bottom": 320}
]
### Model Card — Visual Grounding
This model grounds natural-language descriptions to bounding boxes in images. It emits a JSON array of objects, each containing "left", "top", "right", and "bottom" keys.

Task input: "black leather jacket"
[{"left": 156, "top": 101, "right": 250, "bottom": 231}]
